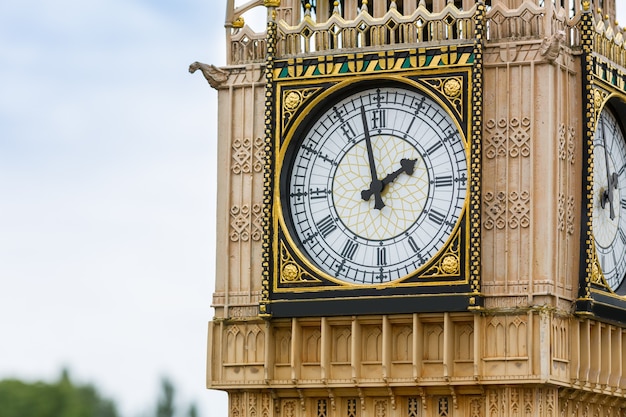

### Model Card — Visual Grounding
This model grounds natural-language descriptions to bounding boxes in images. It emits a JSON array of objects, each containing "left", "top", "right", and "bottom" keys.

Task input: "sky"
[
  {"left": 1, "top": 2, "right": 626, "bottom": 417},
  {"left": 0, "top": 0, "right": 229, "bottom": 416}
]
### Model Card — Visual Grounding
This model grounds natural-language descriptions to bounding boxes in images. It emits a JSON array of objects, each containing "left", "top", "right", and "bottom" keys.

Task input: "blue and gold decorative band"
[{"left": 274, "top": 45, "right": 475, "bottom": 80}]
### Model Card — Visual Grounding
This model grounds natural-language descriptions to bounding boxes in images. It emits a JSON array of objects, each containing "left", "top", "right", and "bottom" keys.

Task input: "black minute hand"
[
  {"left": 360, "top": 106, "right": 385, "bottom": 210},
  {"left": 600, "top": 115, "right": 618, "bottom": 220}
]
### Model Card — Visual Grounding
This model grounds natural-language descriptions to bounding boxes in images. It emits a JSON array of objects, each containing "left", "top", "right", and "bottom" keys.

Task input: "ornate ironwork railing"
[
  {"left": 593, "top": 14, "right": 626, "bottom": 68},
  {"left": 224, "top": 0, "right": 626, "bottom": 66},
  {"left": 275, "top": 3, "right": 477, "bottom": 57}
]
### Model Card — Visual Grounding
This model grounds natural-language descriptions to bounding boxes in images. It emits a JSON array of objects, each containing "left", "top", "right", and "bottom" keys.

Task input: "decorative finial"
[
  {"left": 418, "top": 0, "right": 426, "bottom": 8},
  {"left": 333, "top": 1, "right": 339, "bottom": 14},
  {"left": 390, "top": 0, "right": 397, "bottom": 10},
  {"left": 361, "top": 0, "right": 368, "bottom": 13},
  {"left": 304, "top": 3, "right": 312, "bottom": 17},
  {"left": 232, "top": 16, "right": 245, "bottom": 28},
  {"left": 263, "top": 0, "right": 281, "bottom": 6}
]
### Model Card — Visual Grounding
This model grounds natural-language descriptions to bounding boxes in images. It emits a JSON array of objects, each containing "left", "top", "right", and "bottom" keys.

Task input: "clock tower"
[{"left": 192, "top": 0, "right": 626, "bottom": 416}]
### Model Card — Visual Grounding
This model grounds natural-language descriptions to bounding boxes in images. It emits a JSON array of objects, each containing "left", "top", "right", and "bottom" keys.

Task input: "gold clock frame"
[
  {"left": 260, "top": 44, "right": 484, "bottom": 318},
  {"left": 577, "top": 7, "right": 626, "bottom": 321}
]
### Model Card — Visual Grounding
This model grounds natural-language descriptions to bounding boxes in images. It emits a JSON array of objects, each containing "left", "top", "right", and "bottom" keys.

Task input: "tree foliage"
[
  {"left": 0, "top": 369, "right": 118, "bottom": 417},
  {"left": 156, "top": 378, "right": 176, "bottom": 417}
]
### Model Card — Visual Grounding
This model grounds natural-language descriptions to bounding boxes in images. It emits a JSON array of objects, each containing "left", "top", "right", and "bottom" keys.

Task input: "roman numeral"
[
  {"left": 310, "top": 188, "right": 329, "bottom": 199},
  {"left": 404, "top": 116, "right": 416, "bottom": 138},
  {"left": 371, "top": 109, "right": 386, "bottom": 129},
  {"left": 377, "top": 247, "right": 387, "bottom": 266},
  {"left": 339, "top": 122, "right": 356, "bottom": 140},
  {"left": 340, "top": 240, "right": 359, "bottom": 260},
  {"left": 316, "top": 215, "right": 337, "bottom": 238},
  {"left": 619, "top": 229, "right": 626, "bottom": 245},
  {"left": 407, "top": 236, "right": 419, "bottom": 253},
  {"left": 426, "top": 140, "right": 443, "bottom": 155},
  {"left": 435, "top": 175, "right": 454, "bottom": 187},
  {"left": 621, "top": 199, "right": 626, "bottom": 211},
  {"left": 428, "top": 209, "right": 446, "bottom": 225}
]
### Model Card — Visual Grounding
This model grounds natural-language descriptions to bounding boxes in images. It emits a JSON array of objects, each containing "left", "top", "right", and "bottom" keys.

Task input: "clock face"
[
  {"left": 593, "top": 106, "right": 626, "bottom": 293},
  {"left": 281, "top": 83, "right": 468, "bottom": 284}
]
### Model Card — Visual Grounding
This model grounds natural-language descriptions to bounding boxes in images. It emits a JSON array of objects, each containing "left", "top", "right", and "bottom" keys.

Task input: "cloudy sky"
[
  {"left": 0, "top": 0, "right": 230, "bottom": 415},
  {"left": 1, "top": 2, "right": 626, "bottom": 417}
]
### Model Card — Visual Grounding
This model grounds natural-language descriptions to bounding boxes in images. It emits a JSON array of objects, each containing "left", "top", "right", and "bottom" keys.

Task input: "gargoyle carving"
[
  {"left": 189, "top": 62, "right": 228, "bottom": 89},
  {"left": 540, "top": 31, "right": 565, "bottom": 64}
]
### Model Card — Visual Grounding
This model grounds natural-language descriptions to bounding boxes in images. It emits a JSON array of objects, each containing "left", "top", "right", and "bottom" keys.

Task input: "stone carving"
[
  {"left": 262, "top": 394, "right": 271, "bottom": 417},
  {"left": 318, "top": 399, "right": 328, "bottom": 417},
  {"left": 483, "top": 190, "right": 530, "bottom": 230},
  {"left": 229, "top": 306, "right": 259, "bottom": 318},
  {"left": 247, "top": 325, "right": 264, "bottom": 363},
  {"left": 558, "top": 124, "right": 576, "bottom": 164},
  {"left": 283, "top": 400, "right": 296, "bottom": 417},
  {"left": 408, "top": 398, "right": 419, "bottom": 417},
  {"left": 558, "top": 124, "right": 566, "bottom": 160},
  {"left": 567, "top": 126, "right": 576, "bottom": 164},
  {"left": 375, "top": 400, "right": 387, "bottom": 417},
  {"left": 232, "top": 137, "right": 265, "bottom": 174},
  {"left": 437, "top": 397, "right": 450, "bottom": 417},
  {"left": 250, "top": 394, "right": 257, "bottom": 417},
  {"left": 230, "top": 204, "right": 263, "bottom": 242},
  {"left": 332, "top": 327, "right": 351, "bottom": 363},
  {"left": 347, "top": 399, "right": 357, "bottom": 417},
  {"left": 566, "top": 195, "right": 575, "bottom": 235},
  {"left": 551, "top": 317, "right": 568, "bottom": 361},
  {"left": 275, "top": 328, "right": 292, "bottom": 365},
  {"left": 189, "top": 62, "right": 228, "bottom": 89},
  {"left": 363, "top": 325, "right": 382, "bottom": 362},
  {"left": 303, "top": 328, "right": 321, "bottom": 363},
  {"left": 455, "top": 323, "right": 473, "bottom": 361},
  {"left": 484, "top": 296, "right": 528, "bottom": 309},
  {"left": 393, "top": 325, "right": 412, "bottom": 362},
  {"left": 232, "top": 392, "right": 242, "bottom": 417},
  {"left": 558, "top": 193, "right": 565, "bottom": 232},
  {"left": 485, "top": 117, "right": 531, "bottom": 159},
  {"left": 227, "top": 325, "right": 243, "bottom": 363},
  {"left": 540, "top": 31, "right": 565, "bottom": 63},
  {"left": 485, "top": 316, "right": 527, "bottom": 358},
  {"left": 424, "top": 324, "right": 443, "bottom": 361}
]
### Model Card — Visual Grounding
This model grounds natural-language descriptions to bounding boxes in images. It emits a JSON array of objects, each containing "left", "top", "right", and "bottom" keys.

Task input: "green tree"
[
  {"left": 187, "top": 403, "right": 198, "bottom": 417},
  {"left": 155, "top": 377, "right": 175, "bottom": 417},
  {"left": 0, "top": 369, "right": 119, "bottom": 417}
]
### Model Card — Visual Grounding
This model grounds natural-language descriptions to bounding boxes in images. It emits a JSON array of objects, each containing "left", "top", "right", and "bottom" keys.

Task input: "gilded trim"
[
  {"left": 260, "top": 14, "right": 278, "bottom": 318},
  {"left": 468, "top": 0, "right": 485, "bottom": 304}
]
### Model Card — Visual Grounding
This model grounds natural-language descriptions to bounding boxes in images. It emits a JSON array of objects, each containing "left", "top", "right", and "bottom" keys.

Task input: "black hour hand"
[
  {"left": 382, "top": 158, "right": 416, "bottom": 186},
  {"left": 361, "top": 158, "right": 417, "bottom": 202}
]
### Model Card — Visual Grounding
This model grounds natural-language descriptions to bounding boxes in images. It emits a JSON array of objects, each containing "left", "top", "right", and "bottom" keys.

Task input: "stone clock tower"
[{"left": 192, "top": 0, "right": 626, "bottom": 415}]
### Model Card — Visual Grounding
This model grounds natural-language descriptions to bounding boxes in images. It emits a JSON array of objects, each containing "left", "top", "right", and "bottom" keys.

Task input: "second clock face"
[
  {"left": 593, "top": 106, "right": 626, "bottom": 293},
  {"left": 281, "top": 83, "right": 468, "bottom": 284}
]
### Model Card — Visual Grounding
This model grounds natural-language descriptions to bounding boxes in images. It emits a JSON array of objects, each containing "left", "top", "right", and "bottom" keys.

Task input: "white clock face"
[
  {"left": 282, "top": 84, "right": 468, "bottom": 284},
  {"left": 593, "top": 106, "right": 626, "bottom": 293}
]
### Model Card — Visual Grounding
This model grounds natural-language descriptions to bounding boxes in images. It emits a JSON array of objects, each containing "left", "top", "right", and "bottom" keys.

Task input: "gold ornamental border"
[
  {"left": 578, "top": 1, "right": 626, "bottom": 311},
  {"left": 587, "top": 84, "right": 626, "bottom": 297},
  {"left": 271, "top": 69, "right": 474, "bottom": 293}
]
